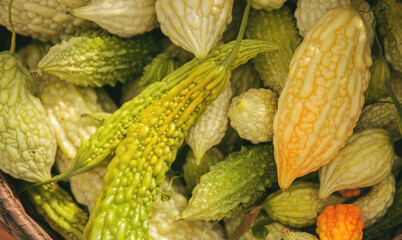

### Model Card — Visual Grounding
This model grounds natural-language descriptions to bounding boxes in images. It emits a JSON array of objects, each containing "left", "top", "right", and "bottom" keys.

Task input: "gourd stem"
[
  {"left": 220, "top": 0, "right": 252, "bottom": 69},
  {"left": 391, "top": 136, "right": 402, "bottom": 144},
  {"left": 373, "top": 21, "right": 383, "bottom": 58},
  {"left": 8, "top": 0, "right": 16, "bottom": 55},
  {"left": 170, "top": 48, "right": 182, "bottom": 59},
  {"left": 385, "top": 79, "right": 402, "bottom": 135}
]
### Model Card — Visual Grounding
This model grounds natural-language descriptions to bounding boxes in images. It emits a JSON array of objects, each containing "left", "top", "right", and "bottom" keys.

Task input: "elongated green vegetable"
[
  {"left": 180, "top": 144, "right": 277, "bottom": 222},
  {"left": 21, "top": 182, "right": 89, "bottom": 240},
  {"left": 30, "top": 38, "right": 278, "bottom": 190},
  {"left": 37, "top": 29, "right": 161, "bottom": 87},
  {"left": 83, "top": 2, "right": 278, "bottom": 238}
]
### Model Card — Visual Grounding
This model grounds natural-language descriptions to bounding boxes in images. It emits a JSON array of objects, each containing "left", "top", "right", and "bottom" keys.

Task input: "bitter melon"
[
  {"left": 0, "top": 48, "right": 56, "bottom": 182},
  {"left": 245, "top": 5, "right": 301, "bottom": 93},
  {"left": 83, "top": 3, "right": 278, "bottom": 238},
  {"left": 37, "top": 29, "right": 161, "bottom": 87},
  {"left": 21, "top": 182, "right": 89, "bottom": 240},
  {"left": 180, "top": 144, "right": 277, "bottom": 221}
]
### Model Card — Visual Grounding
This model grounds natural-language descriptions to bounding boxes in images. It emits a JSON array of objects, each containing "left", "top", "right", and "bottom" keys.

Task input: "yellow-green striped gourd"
[
  {"left": 32, "top": 39, "right": 277, "bottom": 195},
  {"left": 72, "top": 0, "right": 158, "bottom": 38},
  {"left": 21, "top": 183, "right": 89, "bottom": 240},
  {"left": 37, "top": 29, "right": 161, "bottom": 87},
  {"left": 83, "top": 11, "right": 279, "bottom": 237},
  {"left": 245, "top": 5, "right": 301, "bottom": 93}
]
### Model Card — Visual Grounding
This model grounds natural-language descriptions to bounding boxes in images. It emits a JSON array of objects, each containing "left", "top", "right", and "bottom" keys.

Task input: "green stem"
[
  {"left": 8, "top": 0, "right": 16, "bottom": 55},
  {"left": 220, "top": 0, "right": 252, "bottom": 69},
  {"left": 391, "top": 136, "right": 402, "bottom": 144}
]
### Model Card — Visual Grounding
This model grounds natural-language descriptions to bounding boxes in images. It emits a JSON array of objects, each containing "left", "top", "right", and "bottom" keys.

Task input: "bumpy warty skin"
[
  {"left": 180, "top": 144, "right": 277, "bottom": 222},
  {"left": 354, "top": 97, "right": 400, "bottom": 136},
  {"left": 264, "top": 181, "right": 345, "bottom": 228},
  {"left": 229, "top": 88, "right": 278, "bottom": 144},
  {"left": 185, "top": 84, "right": 232, "bottom": 162},
  {"left": 17, "top": 42, "right": 116, "bottom": 211},
  {"left": 318, "top": 128, "right": 394, "bottom": 199},
  {"left": 183, "top": 148, "right": 224, "bottom": 193},
  {"left": 0, "top": 0, "right": 92, "bottom": 43},
  {"left": 273, "top": 6, "right": 372, "bottom": 190},
  {"left": 294, "top": 0, "right": 375, "bottom": 46},
  {"left": 155, "top": 0, "right": 233, "bottom": 59},
  {"left": 72, "top": 0, "right": 158, "bottom": 38},
  {"left": 251, "top": 0, "right": 287, "bottom": 11},
  {"left": 376, "top": 0, "right": 402, "bottom": 73},
  {"left": 0, "top": 52, "right": 56, "bottom": 182},
  {"left": 353, "top": 173, "right": 396, "bottom": 227},
  {"left": 149, "top": 180, "right": 225, "bottom": 240},
  {"left": 245, "top": 6, "right": 301, "bottom": 94},
  {"left": 37, "top": 29, "right": 160, "bottom": 87}
]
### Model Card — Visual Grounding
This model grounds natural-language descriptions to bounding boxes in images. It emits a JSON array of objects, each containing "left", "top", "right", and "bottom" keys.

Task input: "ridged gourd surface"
[
  {"left": 273, "top": 6, "right": 372, "bottom": 189},
  {"left": 0, "top": 52, "right": 56, "bottom": 182}
]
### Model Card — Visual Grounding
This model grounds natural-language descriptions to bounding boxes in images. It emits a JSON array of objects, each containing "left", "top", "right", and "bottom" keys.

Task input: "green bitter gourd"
[
  {"left": 0, "top": 7, "right": 56, "bottom": 182},
  {"left": 83, "top": 2, "right": 278, "bottom": 238},
  {"left": 37, "top": 29, "right": 161, "bottom": 87}
]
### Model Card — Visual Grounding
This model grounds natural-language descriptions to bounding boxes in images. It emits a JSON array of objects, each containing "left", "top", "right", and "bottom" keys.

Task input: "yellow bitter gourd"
[
  {"left": 0, "top": 6, "right": 57, "bottom": 182},
  {"left": 83, "top": 2, "right": 278, "bottom": 238},
  {"left": 21, "top": 183, "right": 89, "bottom": 240},
  {"left": 273, "top": 5, "right": 372, "bottom": 190}
]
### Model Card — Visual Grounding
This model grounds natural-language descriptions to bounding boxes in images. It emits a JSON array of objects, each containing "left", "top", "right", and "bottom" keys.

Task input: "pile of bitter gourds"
[{"left": 0, "top": 0, "right": 402, "bottom": 239}]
